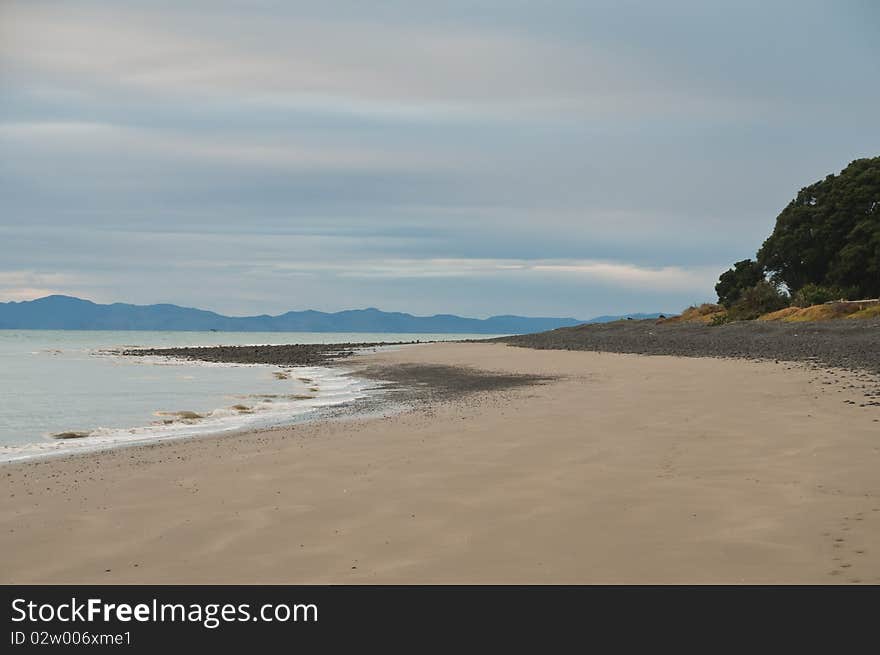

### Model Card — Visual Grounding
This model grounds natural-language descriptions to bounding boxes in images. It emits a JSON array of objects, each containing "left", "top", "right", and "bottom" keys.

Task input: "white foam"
[{"left": 0, "top": 363, "right": 382, "bottom": 463}]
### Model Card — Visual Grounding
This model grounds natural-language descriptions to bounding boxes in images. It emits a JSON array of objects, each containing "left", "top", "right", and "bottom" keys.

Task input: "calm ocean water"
[{"left": 0, "top": 330, "right": 497, "bottom": 462}]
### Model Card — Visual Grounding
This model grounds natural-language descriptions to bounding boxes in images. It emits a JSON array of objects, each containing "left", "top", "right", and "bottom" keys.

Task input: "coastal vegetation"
[{"left": 707, "top": 156, "right": 880, "bottom": 324}]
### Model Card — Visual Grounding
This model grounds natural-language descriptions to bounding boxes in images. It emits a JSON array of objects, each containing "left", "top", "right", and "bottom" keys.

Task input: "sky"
[{"left": 1, "top": 0, "right": 878, "bottom": 319}]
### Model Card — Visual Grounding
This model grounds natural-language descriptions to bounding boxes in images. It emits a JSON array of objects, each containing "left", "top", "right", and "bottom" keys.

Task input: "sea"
[{"left": 0, "top": 330, "right": 499, "bottom": 463}]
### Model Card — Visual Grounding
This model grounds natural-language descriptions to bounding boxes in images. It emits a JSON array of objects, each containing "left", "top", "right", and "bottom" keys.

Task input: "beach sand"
[{"left": 2, "top": 342, "right": 879, "bottom": 584}]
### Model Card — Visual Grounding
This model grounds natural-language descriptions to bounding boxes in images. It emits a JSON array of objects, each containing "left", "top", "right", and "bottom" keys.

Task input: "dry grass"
[
  {"left": 759, "top": 300, "right": 879, "bottom": 322},
  {"left": 662, "top": 300, "right": 879, "bottom": 325},
  {"left": 661, "top": 303, "right": 726, "bottom": 324},
  {"left": 758, "top": 307, "right": 801, "bottom": 321},
  {"left": 847, "top": 304, "right": 880, "bottom": 320}
]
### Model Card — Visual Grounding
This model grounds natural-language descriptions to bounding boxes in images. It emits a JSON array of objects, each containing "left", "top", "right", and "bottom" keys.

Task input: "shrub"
[
  {"left": 709, "top": 312, "right": 731, "bottom": 326},
  {"left": 726, "top": 280, "right": 790, "bottom": 321},
  {"left": 790, "top": 283, "right": 851, "bottom": 307}
]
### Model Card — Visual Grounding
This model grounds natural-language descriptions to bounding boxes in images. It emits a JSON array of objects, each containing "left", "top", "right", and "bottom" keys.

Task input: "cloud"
[
  {"left": 1, "top": 1, "right": 877, "bottom": 317},
  {"left": 1, "top": 4, "right": 576, "bottom": 109},
  {"left": 0, "top": 271, "right": 93, "bottom": 302},
  {"left": 530, "top": 261, "right": 716, "bottom": 292},
  {"left": 0, "top": 1, "right": 789, "bottom": 123},
  {"left": 0, "top": 121, "right": 446, "bottom": 172},
  {"left": 270, "top": 257, "right": 716, "bottom": 292}
]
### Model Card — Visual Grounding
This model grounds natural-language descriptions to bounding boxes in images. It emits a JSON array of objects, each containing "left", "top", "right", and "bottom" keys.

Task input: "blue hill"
[{"left": 0, "top": 295, "right": 595, "bottom": 334}]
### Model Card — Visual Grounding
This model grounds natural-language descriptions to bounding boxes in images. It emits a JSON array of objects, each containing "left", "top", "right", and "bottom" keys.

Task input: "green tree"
[
  {"left": 757, "top": 157, "right": 880, "bottom": 298},
  {"left": 715, "top": 259, "right": 765, "bottom": 308}
]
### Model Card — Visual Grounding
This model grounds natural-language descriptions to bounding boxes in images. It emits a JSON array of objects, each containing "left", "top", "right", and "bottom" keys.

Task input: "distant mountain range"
[{"left": 0, "top": 296, "right": 670, "bottom": 334}]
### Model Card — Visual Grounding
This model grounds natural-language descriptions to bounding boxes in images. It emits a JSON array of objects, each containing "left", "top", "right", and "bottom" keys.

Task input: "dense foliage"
[
  {"left": 715, "top": 156, "right": 880, "bottom": 312},
  {"left": 715, "top": 259, "right": 765, "bottom": 308},
  {"left": 757, "top": 157, "right": 880, "bottom": 298},
  {"left": 724, "top": 280, "right": 789, "bottom": 321}
]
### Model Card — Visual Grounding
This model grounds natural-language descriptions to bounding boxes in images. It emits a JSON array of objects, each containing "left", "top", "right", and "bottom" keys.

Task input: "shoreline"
[
  {"left": 0, "top": 355, "right": 385, "bottom": 465},
  {"left": 0, "top": 343, "right": 549, "bottom": 465},
  {"left": 2, "top": 342, "right": 880, "bottom": 583}
]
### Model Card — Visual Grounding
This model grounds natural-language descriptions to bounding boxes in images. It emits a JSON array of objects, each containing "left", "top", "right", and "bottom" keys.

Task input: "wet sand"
[{"left": 2, "top": 342, "right": 879, "bottom": 583}]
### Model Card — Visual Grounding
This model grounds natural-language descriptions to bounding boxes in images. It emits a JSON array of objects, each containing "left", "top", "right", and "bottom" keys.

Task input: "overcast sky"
[{"left": 1, "top": 1, "right": 877, "bottom": 318}]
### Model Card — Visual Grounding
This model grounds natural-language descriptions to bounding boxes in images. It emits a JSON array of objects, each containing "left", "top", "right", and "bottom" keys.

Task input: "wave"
[{"left": 0, "top": 364, "right": 381, "bottom": 463}]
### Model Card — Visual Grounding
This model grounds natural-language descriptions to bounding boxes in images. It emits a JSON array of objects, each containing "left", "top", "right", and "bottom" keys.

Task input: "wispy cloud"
[
  {"left": 271, "top": 258, "right": 716, "bottom": 292},
  {"left": 0, "top": 121, "right": 447, "bottom": 172},
  {"left": 0, "top": 2, "right": 785, "bottom": 122}
]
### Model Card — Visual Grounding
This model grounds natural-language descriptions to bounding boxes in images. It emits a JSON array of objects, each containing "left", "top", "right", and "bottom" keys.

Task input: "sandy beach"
[{"left": 2, "top": 341, "right": 879, "bottom": 584}]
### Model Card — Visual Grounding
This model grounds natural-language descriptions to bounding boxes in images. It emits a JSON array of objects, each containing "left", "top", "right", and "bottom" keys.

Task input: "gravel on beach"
[
  {"left": 355, "top": 362, "right": 554, "bottom": 400},
  {"left": 120, "top": 343, "right": 556, "bottom": 404},
  {"left": 119, "top": 319, "right": 880, "bottom": 398},
  {"left": 495, "top": 319, "right": 880, "bottom": 375},
  {"left": 121, "top": 319, "right": 880, "bottom": 377},
  {"left": 120, "top": 342, "right": 419, "bottom": 367}
]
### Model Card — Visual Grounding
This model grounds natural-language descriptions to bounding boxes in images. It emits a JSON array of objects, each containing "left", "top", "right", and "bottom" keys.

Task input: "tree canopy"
[
  {"left": 756, "top": 157, "right": 880, "bottom": 299},
  {"left": 715, "top": 259, "right": 765, "bottom": 308}
]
